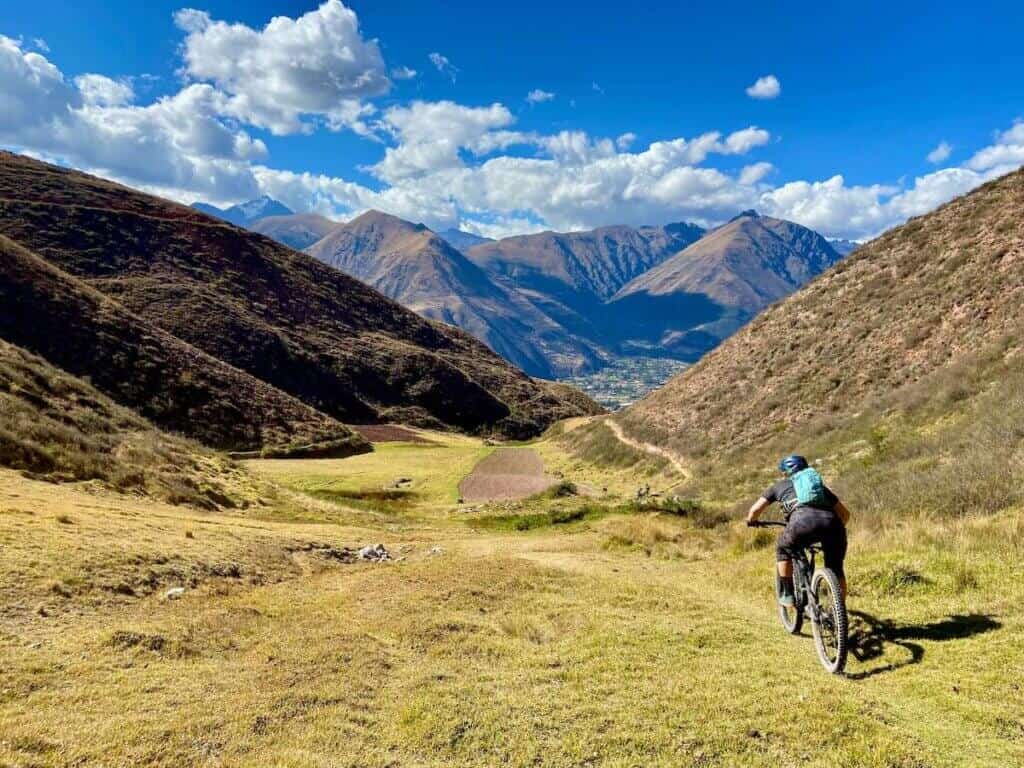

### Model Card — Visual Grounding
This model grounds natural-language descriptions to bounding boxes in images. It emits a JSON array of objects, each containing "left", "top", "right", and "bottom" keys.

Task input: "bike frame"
[{"left": 791, "top": 544, "right": 825, "bottom": 623}]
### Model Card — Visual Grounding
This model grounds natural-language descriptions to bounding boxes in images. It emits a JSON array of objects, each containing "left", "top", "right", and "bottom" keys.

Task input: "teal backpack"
[{"left": 792, "top": 467, "right": 828, "bottom": 507}]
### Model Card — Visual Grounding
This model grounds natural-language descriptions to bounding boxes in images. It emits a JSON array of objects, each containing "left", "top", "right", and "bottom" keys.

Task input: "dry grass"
[
  {"left": 0, "top": 339, "right": 267, "bottom": 510},
  {"left": 1, "top": 430, "right": 1023, "bottom": 766}
]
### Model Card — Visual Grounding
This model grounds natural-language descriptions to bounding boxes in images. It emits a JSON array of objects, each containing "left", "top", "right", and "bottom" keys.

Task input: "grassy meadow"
[{"left": 1, "top": 416, "right": 1022, "bottom": 767}]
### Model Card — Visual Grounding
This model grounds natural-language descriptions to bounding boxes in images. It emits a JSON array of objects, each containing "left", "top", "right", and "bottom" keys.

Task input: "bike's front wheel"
[
  {"left": 810, "top": 568, "right": 848, "bottom": 674},
  {"left": 776, "top": 571, "right": 803, "bottom": 635}
]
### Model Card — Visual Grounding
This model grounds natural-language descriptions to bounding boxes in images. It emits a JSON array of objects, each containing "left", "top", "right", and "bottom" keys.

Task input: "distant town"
[{"left": 559, "top": 356, "right": 689, "bottom": 410}]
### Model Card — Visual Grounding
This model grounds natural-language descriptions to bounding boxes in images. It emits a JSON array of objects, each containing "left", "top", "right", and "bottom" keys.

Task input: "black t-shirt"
[{"left": 763, "top": 478, "right": 838, "bottom": 519}]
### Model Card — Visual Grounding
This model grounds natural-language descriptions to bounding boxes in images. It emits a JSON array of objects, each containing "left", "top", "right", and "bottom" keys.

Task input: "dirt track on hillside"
[
  {"left": 458, "top": 447, "right": 557, "bottom": 502},
  {"left": 605, "top": 418, "right": 691, "bottom": 480}
]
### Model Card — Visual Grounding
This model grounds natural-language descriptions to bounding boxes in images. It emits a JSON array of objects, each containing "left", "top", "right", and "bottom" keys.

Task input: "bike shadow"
[{"left": 846, "top": 610, "right": 1001, "bottom": 680}]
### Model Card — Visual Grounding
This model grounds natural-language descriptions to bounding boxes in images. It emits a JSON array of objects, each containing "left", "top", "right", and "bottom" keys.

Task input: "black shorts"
[{"left": 776, "top": 507, "right": 847, "bottom": 579}]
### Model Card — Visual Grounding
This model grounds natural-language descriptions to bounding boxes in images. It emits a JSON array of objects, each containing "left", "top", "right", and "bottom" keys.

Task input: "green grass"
[{"left": 245, "top": 431, "right": 492, "bottom": 515}]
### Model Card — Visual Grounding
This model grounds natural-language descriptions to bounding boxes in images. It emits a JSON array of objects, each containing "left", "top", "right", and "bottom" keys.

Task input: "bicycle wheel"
[
  {"left": 776, "top": 571, "right": 803, "bottom": 634},
  {"left": 810, "top": 568, "right": 848, "bottom": 674}
]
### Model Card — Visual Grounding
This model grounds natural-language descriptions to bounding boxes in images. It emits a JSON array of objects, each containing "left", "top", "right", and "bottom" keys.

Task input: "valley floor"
[{"left": 1, "top": 428, "right": 1021, "bottom": 767}]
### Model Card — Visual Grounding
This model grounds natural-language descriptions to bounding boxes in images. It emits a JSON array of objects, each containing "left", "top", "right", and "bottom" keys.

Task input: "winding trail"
[{"left": 604, "top": 417, "right": 691, "bottom": 481}]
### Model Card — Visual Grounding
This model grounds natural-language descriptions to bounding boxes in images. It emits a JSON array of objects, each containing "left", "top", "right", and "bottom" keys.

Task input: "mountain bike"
[{"left": 749, "top": 520, "right": 848, "bottom": 674}]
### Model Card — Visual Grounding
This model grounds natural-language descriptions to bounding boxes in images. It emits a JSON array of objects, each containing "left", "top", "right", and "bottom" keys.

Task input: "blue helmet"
[{"left": 779, "top": 455, "right": 808, "bottom": 475}]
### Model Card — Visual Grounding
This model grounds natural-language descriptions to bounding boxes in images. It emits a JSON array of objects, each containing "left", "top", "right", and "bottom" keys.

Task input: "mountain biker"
[{"left": 745, "top": 455, "right": 850, "bottom": 606}]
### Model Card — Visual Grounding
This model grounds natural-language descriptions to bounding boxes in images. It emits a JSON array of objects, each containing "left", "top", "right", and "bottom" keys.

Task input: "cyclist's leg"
[
  {"left": 776, "top": 516, "right": 809, "bottom": 600},
  {"left": 821, "top": 518, "right": 849, "bottom": 600}
]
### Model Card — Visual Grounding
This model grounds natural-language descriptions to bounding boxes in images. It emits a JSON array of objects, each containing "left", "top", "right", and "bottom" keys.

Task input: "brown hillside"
[
  {"left": 0, "top": 152, "right": 593, "bottom": 438},
  {"left": 306, "top": 210, "right": 604, "bottom": 378},
  {"left": 250, "top": 212, "right": 338, "bottom": 250},
  {"left": 621, "top": 167, "right": 1024, "bottom": 456},
  {"left": 0, "top": 339, "right": 263, "bottom": 509},
  {"left": 0, "top": 234, "right": 367, "bottom": 455},
  {"left": 610, "top": 212, "right": 842, "bottom": 359}
]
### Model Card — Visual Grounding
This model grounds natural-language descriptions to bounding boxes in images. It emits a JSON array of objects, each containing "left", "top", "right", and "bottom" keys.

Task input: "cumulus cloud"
[
  {"left": 926, "top": 140, "right": 952, "bottom": 164},
  {"left": 0, "top": 35, "right": 265, "bottom": 204},
  {"left": 174, "top": 0, "right": 389, "bottom": 135},
  {"left": 371, "top": 100, "right": 520, "bottom": 181},
  {"left": 526, "top": 89, "right": 555, "bottom": 104},
  {"left": 75, "top": 74, "right": 134, "bottom": 107},
  {"left": 391, "top": 66, "right": 417, "bottom": 80},
  {"left": 746, "top": 75, "right": 781, "bottom": 99},
  {"left": 4, "top": 8, "right": 1024, "bottom": 245},
  {"left": 32, "top": 37, "right": 49, "bottom": 52},
  {"left": 739, "top": 162, "right": 773, "bottom": 185},
  {"left": 428, "top": 52, "right": 457, "bottom": 82},
  {"left": 965, "top": 120, "right": 1024, "bottom": 173},
  {"left": 615, "top": 132, "right": 637, "bottom": 151}
]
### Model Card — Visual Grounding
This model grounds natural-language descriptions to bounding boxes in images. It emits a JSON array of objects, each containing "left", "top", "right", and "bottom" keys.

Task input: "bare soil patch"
[{"left": 459, "top": 447, "right": 557, "bottom": 502}]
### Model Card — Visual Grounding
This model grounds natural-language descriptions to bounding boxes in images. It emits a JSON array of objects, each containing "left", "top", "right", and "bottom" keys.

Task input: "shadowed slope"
[
  {"left": 465, "top": 222, "right": 704, "bottom": 342},
  {"left": 0, "top": 234, "right": 367, "bottom": 456},
  {"left": 610, "top": 211, "right": 842, "bottom": 358},
  {"left": 250, "top": 212, "right": 338, "bottom": 250}
]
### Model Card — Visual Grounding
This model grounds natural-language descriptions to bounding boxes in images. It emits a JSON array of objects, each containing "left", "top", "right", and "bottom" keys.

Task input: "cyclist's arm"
[
  {"left": 746, "top": 496, "right": 771, "bottom": 524},
  {"left": 834, "top": 500, "right": 851, "bottom": 526}
]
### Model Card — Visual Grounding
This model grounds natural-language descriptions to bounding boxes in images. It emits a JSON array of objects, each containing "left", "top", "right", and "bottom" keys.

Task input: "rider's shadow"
[{"left": 846, "top": 611, "right": 1001, "bottom": 680}]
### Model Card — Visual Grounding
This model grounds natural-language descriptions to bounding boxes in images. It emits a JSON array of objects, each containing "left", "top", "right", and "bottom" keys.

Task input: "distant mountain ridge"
[
  {"left": 194, "top": 195, "right": 847, "bottom": 384},
  {"left": 191, "top": 196, "right": 293, "bottom": 226},
  {"left": 306, "top": 211, "right": 604, "bottom": 378},
  {"left": 439, "top": 228, "right": 493, "bottom": 253},
  {"left": 250, "top": 212, "right": 338, "bottom": 250},
  {"left": 610, "top": 211, "right": 843, "bottom": 358}
]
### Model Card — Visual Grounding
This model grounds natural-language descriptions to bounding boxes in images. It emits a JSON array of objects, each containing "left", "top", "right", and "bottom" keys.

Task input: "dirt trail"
[
  {"left": 604, "top": 418, "right": 691, "bottom": 481},
  {"left": 458, "top": 447, "right": 557, "bottom": 502}
]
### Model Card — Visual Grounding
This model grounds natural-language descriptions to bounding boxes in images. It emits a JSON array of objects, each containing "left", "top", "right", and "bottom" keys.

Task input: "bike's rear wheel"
[
  {"left": 811, "top": 568, "right": 848, "bottom": 674},
  {"left": 776, "top": 571, "right": 803, "bottom": 634}
]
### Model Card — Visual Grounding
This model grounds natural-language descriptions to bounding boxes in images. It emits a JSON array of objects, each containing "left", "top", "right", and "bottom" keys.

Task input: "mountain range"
[
  {"left": 189, "top": 196, "right": 844, "bottom": 382},
  {"left": 609, "top": 211, "right": 843, "bottom": 359},
  {"left": 191, "top": 196, "right": 294, "bottom": 227},
  {"left": 0, "top": 151, "right": 599, "bottom": 447}
]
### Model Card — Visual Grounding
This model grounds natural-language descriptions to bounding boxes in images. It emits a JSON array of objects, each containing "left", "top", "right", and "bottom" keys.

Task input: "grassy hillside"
[
  {"left": 0, "top": 234, "right": 367, "bottom": 456},
  {"left": 0, "top": 339, "right": 266, "bottom": 509},
  {"left": 0, "top": 152, "right": 594, "bottom": 438},
  {"left": 620, "top": 167, "right": 1024, "bottom": 457}
]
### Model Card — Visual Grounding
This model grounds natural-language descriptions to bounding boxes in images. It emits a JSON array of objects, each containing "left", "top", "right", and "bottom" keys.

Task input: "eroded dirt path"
[{"left": 605, "top": 417, "right": 692, "bottom": 481}]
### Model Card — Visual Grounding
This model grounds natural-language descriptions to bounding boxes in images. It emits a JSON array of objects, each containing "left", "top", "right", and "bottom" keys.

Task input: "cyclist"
[{"left": 745, "top": 455, "right": 850, "bottom": 606}]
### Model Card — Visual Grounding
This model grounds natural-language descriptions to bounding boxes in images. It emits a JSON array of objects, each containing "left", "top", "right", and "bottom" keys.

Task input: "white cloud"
[
  {"left": 966, "top": 120, "right": 1024, "bottom": 172},
  {"left": 174, "top": 0, "right": 389, "bottom": 135},
  {"left": 371, "top": 100, "right": 521, "bottom": 181},
  {"left": 32, "top": 38, "right": 49, "bottom": 52},
  {"left": 428, "top": 52, "right": 457, "bottom": 82},
  {"left": 739, "top": 162, "right": 773, "bottom": 185},
  {"left": 3, "top": 12, "right": 1023, "bottom": 245},
  {"left": 0, "top": 35, "right": 265, "bottom": 204},
  {"left": 926, "top": 140, "right": 952, "bottom": 164},
  {"left": 746, "top": 75, "right": 781, "bottom": 100},
  {"left": 74, "top": 74, "right": 134, "bottom": 107},
  {"left": 391, "top": 66, "right": 417, "bottom": 80},
  {"left": 591, "top": 81, "right": 604, "bottom": 94},
  {"left": 526, "top": 89, "right": 555, "bottom": 104}
]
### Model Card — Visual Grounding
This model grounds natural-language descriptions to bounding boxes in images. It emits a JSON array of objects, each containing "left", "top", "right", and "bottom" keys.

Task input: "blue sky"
[{"left": 2, "top": 0, "right": 1023, "bottom": 238}]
